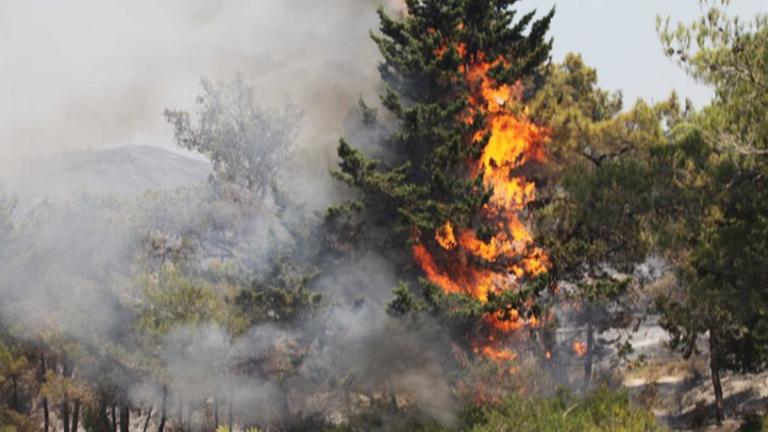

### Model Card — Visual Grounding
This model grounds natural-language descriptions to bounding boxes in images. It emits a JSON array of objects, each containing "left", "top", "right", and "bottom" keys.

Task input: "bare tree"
[{"left": 164, "top": 75, "right": 300, "bottom": 199}]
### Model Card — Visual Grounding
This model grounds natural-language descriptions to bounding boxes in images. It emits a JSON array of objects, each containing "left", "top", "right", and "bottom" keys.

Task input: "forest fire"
[
  {"left": 412, "top": 43, "right": 551, "bottom": 367},
  {"left": 573, "top": 341, "right": 588, "bottom": 358}
]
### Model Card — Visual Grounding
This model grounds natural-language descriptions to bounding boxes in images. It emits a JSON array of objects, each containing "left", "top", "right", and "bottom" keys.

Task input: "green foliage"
[
  {"left": 332, "top": 0, "right": 556, "bottom": 364},
  {"left": 739, "top": 411, "right": 768, "bottom": 431},
  {"left": 529, "top": 53, "right": 673, "bottom": 377},
  {"left": 136, "top": 268, "right": 234, "bottom": 336},
  {"left": 333, "top": 0, "right": 553, "bottom": 242},
  {"left": 652, "top": 123, "right": 768, "bottom": 371},
  {"left": 658, "top": 0, "right": 768, "bottom": 152},
  {"left": 387, "top": 281, "right": 425, "bottom": 316},
  {"left": 653, "top": 1, "right": 768, "bottom": 373},
  {"left": 329, "top": 388, "right": 661, "bottom": 432},
  {"left": 0, "top": 341, "right": 28, "bottom": 383},
  {"left": 235, "top": 255, "right": 322, "bottom": 326},
  {"left": 465, "top": 387, "right": 663, "bottom": 432},
  {"left": 649, "top": 2, "right": 768, "bottom": 423},
  {"left": 0, "top": 407, "right": 34, "bottom": 432},
  {"left": 164, "top": 74, "right": 300, "bottom": 198},
  {"left": 531, "top": 53, "right": 667, "bottom": 282}
]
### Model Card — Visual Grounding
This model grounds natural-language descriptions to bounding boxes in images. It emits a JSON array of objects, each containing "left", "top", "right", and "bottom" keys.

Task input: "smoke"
[
  {"left": 134, "top": 302, "right": 458, "bottom": 429},
  {"left": 0, "top": 195, "right": 137, "bottom": 342},
  {"left": 0, "top": 0, "right": 398, "bottom": 207},
  {"left": 0, "top": 1, "right": 466, "bottom": 428},
  {"left": 0, "top": 181, "right": 460, "bottom": 428}
]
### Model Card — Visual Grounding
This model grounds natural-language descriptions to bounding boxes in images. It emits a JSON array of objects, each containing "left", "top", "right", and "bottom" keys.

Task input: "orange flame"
[
  {"left": 414, "top": 42, "right": 551, "bottom": 366},
  {"left": 435, "top": 222, "right": 458, "bottom": 250},
  {"left": 480, "top": 346, "right": 517, "bottom": 363},
  {"left": 573, "top": 341, "right": 588, "bottom": 357}
]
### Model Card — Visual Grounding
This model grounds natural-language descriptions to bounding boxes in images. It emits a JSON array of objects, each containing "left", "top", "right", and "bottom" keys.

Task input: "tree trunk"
[
  {"left": 228, "top": 398, "right": 234, "bottom": 432},
  {"left": 142, "top": 406, "right": 153, "bottom": 432},
  {"left": 62, "top": 398, "right": 71, "bottom": 432},
  {"left": 43, "top": 396, "right": 50, "bottom": 432},
  {"left": 71, "top": 399, "right": 80, "bottom": 432},
  {"left": 214, "top": 396, "right": 219, "bottom": 428},
  {"left": 158, "top": 387, "right": 167, "bottom": 432},
  {"left": 62, "top": 359, "right": 72, "bottom": 432},
  {"left": 709, "top": 330, "right": 725, "bottom": 425},
  {"left": 111, "top": 405, "right": 117, "bottom": 432},
  {"left": 39, "top": 354, "right": 50, "bottom": 432},
  {"left": 10, "top": 375, "right": 19, "bottom": 412},
  {"left": 95, "top": 397, "right": 110, "bottom": 432},
  {"left": 119, "top": 404, "right": 130, "bottom": 432},
  {"left": 177, "top": 398, "right": 183, "bottom": 432},
  {"left": 185, "top": 401, "right": 192, "bottom": 431},
  {"left": 584, "top": 319, "right": 594, "bottom": 387}
]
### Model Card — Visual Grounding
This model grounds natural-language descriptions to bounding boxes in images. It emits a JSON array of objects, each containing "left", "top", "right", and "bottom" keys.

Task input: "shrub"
[
  {"left": 327, "top": 387, "right": 662, "bottom": 432},
  {"left": 467, "top": 387, "right": 663, "bottom": 432}
]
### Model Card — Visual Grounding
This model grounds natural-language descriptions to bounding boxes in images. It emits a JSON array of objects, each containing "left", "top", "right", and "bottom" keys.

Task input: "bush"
[
  {"left": 738, "top": 411, "right": 768, "bottom": 432},
  {"left": 0, "top": 408, "right": 34, "bottom": 432},
  {"left": 327, "top": 387, "right": 662, "bottom": 432},
  {"left": 467, "top": 387, "right": 663, "bottom": 432}
]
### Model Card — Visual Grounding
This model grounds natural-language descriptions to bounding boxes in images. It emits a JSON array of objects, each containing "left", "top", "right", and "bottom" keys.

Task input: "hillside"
[{"left": 0, "top": 145, "right": 210, "bottom": 200}]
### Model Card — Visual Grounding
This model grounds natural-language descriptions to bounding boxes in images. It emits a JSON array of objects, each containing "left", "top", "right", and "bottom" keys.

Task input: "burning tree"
[{"left": 331, "top": 0, "right": 553, "bottom": 366}]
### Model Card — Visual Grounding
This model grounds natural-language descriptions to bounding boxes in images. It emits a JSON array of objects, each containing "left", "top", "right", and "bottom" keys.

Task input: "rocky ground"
[{"left": 596, "top": 321, "right": 768, "bottom": 431}]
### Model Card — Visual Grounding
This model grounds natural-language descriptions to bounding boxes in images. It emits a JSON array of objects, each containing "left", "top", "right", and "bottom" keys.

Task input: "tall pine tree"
[
  {"left": 653, "top": 2, "right": 768, "bottom": 423},
  {"left": 331, "top": 0, "right": 554, "bottom": 346}
]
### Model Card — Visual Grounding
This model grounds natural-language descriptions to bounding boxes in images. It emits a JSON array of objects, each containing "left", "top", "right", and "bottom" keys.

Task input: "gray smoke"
[
  {"left": 0, "top": 0, "right": 399, "bottom": 207},
  {"left": 0, "top": 1, "right": 461, "bottom": 429}
]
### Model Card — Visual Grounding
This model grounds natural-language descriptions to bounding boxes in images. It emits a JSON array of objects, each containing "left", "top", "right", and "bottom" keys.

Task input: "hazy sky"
[
  {"left": 0, "top": 0, "right": 765, "bottom": 158},
  {"left": 0, "top": 0, "right": 390, "bottom": 159},
  {"left": 520, "top": 0, "right": 767, "bottom": 106}
]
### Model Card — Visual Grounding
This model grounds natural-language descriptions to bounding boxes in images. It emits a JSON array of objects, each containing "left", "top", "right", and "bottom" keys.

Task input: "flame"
[
  {"left": 435, "top": 222, "right": 458, "bottom": 250},
  {"left": 480, "top": 346, "right": 517, "bottom": 363},
  {"left": 573, "top": 341, "right": 588, "bottom": 357},
  {"left": 413, "top": 41, "right": 551, "bottom": 366}
]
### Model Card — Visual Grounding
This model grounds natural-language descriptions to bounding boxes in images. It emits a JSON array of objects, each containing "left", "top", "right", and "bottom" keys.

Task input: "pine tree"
[
  {"left": 529, "top": 53, "right": 672, "bottom": 385},
  {"left": 654, "top": 2, "right": 768, "bottom": 424},
  {"left": 333, "top": 0, "right": 552, "bottom": 237},
  {"left": 331, "top": 0, "right": 554, "bottom": 355}
]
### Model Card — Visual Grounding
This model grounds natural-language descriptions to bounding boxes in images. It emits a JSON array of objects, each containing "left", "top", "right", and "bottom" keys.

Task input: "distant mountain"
[{"left": 0, "top": 146, "right": 210, "bottom": 201}]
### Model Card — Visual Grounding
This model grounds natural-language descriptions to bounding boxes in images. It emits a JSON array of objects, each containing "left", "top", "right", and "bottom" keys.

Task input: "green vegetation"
[
  {"left": 333, "top": 388, "right": 662, "bottom": 432},
  {"left": 466, "top": 388, "right": 662, "bottom": 432},
  {"left": 530, "top": 52, "right": 672, "bottom": 383},
  {"left": 652, "top": 0, "right": 768, "bottom": 424}
]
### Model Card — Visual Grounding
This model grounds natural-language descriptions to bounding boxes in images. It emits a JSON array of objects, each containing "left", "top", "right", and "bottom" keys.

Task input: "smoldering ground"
[{"left": 0, "top": 0, "right": 460, "bottom": 429}]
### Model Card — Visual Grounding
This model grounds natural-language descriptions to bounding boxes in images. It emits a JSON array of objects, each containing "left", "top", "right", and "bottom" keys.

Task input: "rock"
[
  {"left": 394, "top": 393, "right": 414, "bottom": 410},
  {"left": 326, "top": 410, "right": 346, "bottom": 426},
  {"left": 349, "top": 392, "right": 371, "bottom": 410},
  {"left": 371, "top": 391, "right": 386, "bottom": 403}
]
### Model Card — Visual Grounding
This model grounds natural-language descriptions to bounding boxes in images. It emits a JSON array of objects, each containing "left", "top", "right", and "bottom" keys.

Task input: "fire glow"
[
  {"left": 573, "top": 341, "right": 588, "bottom": 358},
  {"left": 413, "top": 40, "right": 550, "bottom": 367}
]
